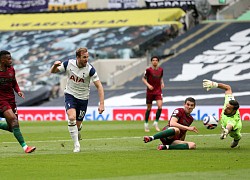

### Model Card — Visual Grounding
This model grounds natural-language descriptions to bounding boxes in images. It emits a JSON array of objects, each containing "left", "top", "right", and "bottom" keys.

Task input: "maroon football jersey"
[
  {"left": 168, "top": 108, "right": 194, "bottom": 140},
  {"left": 0, "top": 66, "right": 20, "bottom": 102},
  {"left": 144, "top": 67, "right": 163, "bottom": 95}
]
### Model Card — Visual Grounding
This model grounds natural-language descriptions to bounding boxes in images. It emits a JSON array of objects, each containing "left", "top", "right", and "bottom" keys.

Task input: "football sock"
[
  {"left": 12, "top": 127, "right": 27, "bottom": 147},
  {"left": 169, "top": 143, "right": 189, "bottom": 150},
  {"left": 145, "top": 110, "right": 150, "bottom": 123},
  {"left": 153, "top": 128, "right": 175, "bottom": 139},
  {"left": 155, "top": 109, "right": 162, "bottom": 122},
  {"left": 68, "top": 120, "right": 80, "bottom": 147},
  {"left": 78, "top": 123, "right": 82, "bottom": 131},
  {"left": 0, "top": 122, "right": 9, "bottom": 131}
]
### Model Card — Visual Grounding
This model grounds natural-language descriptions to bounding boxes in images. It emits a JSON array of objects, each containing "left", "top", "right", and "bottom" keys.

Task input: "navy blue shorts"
[{"left": 64, "top": 93, "right": 88, "bottom": 121}]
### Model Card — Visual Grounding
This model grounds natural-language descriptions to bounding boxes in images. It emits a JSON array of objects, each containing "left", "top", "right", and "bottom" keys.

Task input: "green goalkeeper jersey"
[{"left": 220, "top": 94, "right": 241, "bottom": 130}]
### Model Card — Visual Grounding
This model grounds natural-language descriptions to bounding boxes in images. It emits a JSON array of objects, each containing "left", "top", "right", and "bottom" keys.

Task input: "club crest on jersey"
[{"left": 69, "top": 75, "right": 84, "bottom": 83}]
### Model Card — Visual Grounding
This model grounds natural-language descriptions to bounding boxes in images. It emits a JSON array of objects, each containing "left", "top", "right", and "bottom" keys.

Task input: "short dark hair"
[
  {"left": 185, "top": 97, "right": 196, "bottom": 106},
  {"left": 0, "top": 50, "right": 10, "bottom": 59},
  {"left": 229, "top": 100, "right": 240, "bottom": 110},
  {"left": 151, "top": 56, "right": 160, "bottom": 62}
]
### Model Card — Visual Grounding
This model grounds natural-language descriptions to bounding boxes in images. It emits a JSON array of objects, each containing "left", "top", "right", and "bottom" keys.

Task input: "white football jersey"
[{"left": 58, "top": 59, "right": 99, "bottom": 100}]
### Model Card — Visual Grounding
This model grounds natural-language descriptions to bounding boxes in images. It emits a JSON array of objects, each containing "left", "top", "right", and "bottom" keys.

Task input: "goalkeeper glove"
[{"left": 203, "top": 79, "right": 218, "bottom": 91}]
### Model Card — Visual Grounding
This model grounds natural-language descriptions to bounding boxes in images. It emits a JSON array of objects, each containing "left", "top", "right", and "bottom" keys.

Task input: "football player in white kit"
[{"left": 50, "top": 47, "right": 105, "bottom": 152}]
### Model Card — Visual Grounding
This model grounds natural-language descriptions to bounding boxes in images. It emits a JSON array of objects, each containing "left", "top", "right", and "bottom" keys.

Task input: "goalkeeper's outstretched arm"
[
  {"left": 217, "top": 82, "right": 232, "bottom": 94},
  {"left": 203, "top": 79, "right": 232, "bottom": 94}
]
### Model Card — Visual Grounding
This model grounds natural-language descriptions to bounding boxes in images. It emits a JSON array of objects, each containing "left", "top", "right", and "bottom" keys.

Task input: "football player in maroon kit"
[
  {"left": 143, "top": 97, "right": 198, "bottom": 150},
  {"left": 0, "top": 50, "right": 36, "bottom": 153},
  {"left": 142, "top": 56, "right": 164, "bottom": 132}
]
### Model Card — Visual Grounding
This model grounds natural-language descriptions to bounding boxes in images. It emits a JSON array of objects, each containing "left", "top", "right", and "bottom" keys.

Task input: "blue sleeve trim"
[
  {"left": 89, "top": 65, "right": 96, "bottom": 77},
  {"left": 63, "top": 60, "right": 69, "bottom": 70}
]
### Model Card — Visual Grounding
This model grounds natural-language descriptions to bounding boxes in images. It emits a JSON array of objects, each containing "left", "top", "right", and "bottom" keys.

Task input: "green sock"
[
  {"left": 169, "top": 143, "right": 189, "bottom": 150},
  {"left": 153, "top": 128, "right": 175, "bottom": 139},
  {"left": 0, "top": 122, "right": 9, "bottom": 131},
  {"left": 155, "top": 109, "right": 162, "bottom": 122},
  {"left": 13, "top": 127, "right": 27, "bottom": 147},
  {"left": 145, "top": 110, "right": 150, "bottom": 123}
]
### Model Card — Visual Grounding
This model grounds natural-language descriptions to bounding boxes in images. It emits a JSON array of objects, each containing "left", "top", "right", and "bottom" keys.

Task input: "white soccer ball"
[{"left": 203, "top": 115, "right": 218, "bottom": 130}]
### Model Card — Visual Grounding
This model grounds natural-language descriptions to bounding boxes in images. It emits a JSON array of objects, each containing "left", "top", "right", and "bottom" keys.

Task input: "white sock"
[
  {"left": 68, "top": 120, "right": 80, "bottom": 147},
  {"left": 153, "top": 121, "right": 158, "bottom": 126},
  {"left": 23, "top": 145, "right": 28, "bottom": 151}
]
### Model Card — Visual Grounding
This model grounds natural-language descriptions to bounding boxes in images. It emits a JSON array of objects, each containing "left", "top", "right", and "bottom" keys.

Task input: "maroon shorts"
[
  {"left": 0, "top": 101, "right": 17, "bottom": 118},
  {"left": 146, "top": 93, "right": 162, "bottom": 104}
]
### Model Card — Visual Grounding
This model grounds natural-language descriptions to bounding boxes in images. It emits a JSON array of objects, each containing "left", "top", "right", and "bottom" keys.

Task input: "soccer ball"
[{"left": 203, "top": 115, "right": 218, "bottom": 129}]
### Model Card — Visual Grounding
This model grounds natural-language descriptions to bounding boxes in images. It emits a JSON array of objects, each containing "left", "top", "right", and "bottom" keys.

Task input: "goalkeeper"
[{"left": 203, "top": 79, "right": 242, "bottom": 148}]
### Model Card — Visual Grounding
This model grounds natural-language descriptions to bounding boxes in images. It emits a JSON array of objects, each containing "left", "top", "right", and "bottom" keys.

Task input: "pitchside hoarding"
[{"left": 1, "top": 106, "right": 248, "bottom": 121}]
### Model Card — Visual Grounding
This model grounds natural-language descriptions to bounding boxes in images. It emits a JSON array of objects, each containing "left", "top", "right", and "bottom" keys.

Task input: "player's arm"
[
  {"left": 50, "top": 61, "right": 62, "bottom": 73},
  {"left": 93, "top": 80, "right": 105, "bottom": 114},
  {"left": 12, "top": 71, "right": 25, "bottom": 98},
  {"left": 217, "top": 83, "right": 232, "bottom": 94},
  {"left": 161, "top": 77, "right": 164, "bottom": 89},
  {"left": 13, "top": 80, "right": 25, "bottom": 98},
  {"left": 203, "top": 79, "right": 232, "bottom": 94},
  {"left": 170, "top": 116, "right": 198, "bottom": 133},
  {"left": 142, "top": 73, "right": 153, "bottom": 90}
]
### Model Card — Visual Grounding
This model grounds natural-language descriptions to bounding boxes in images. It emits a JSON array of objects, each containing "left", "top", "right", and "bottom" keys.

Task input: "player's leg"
[
  {"left": 65, "top": 93, "right": 80, "bottom": 152},
  {"left": 0, "top": 118, "right": 10, "bottom": 131},
  {"left": 158, "top": 140, "right": 195, "bottom": 150},
  {"left": 77, "top": 121, "right": 83, "bottom": 140},
  {"left": 144, "top": 126, "right": 177, "bottom": 143},
  {"left": 144, "top": 95, "right": 152, "bottom": 132},
  {"left": 0, "top": 104, "right": 11, "bottom": 132},
  {"left": 76, "top": 99, "right": 88, "bottom": 141},
  {"left": 67, "top": 108, "right": 80, "bottom": 152},
  {"left": 153, "top": 97, "right": 163, "bottom": 131},
  {"left": 229, "top": 121, "right": 242, "bottom": 148},
  {"left": 3, "top": 108, "right": 36, "bottom": 153}
]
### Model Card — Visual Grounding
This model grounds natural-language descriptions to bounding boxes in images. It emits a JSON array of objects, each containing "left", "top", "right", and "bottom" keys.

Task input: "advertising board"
[{"left": 9, "top": 106, "right": 249, "bottom": 121}]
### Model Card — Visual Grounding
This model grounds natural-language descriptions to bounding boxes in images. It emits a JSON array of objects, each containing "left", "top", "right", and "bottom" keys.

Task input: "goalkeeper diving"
[{"left": 203, "top": 79, "right": 242, "bottom": 148}]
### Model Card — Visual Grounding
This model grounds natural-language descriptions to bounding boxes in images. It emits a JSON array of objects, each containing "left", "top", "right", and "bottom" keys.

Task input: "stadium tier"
[
  {"left": 0, "top": 25, "right": 176, "bottom": 106},
  {"left": 39, "top": 22, "right": 250, "bottom": 107}
]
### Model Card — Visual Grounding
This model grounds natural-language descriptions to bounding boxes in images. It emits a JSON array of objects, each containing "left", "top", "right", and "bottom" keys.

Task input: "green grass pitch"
[{"left": 0, "top": 120, "right": 249, "bottom": 180}]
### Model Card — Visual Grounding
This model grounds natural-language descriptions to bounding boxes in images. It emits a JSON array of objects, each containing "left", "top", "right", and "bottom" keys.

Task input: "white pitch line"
[{"left": 1, "top": 133, "right": 249, "bottom": 144}]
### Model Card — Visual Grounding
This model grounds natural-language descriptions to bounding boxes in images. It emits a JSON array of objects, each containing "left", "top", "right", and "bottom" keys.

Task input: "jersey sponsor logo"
[
  {"left": 0, "top": 77, "right": 14, "bottom": 84},
  {"left": 113, "top": 108, "right": 168, "bottom": 121},
  {"left": 69, "top": 75, "right": 84, "bottom": 83}
]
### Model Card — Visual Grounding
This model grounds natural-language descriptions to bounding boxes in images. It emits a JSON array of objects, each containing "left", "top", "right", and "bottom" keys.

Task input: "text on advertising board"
[
  {"left": 18, "top": 109, "right": 66, "bottom": 121},
  {"left": 113, "top": 108, "right": 168, "bottom": 121}
]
